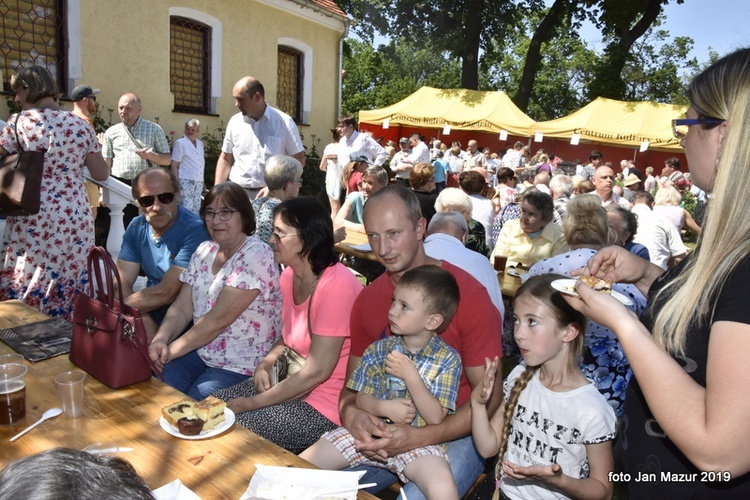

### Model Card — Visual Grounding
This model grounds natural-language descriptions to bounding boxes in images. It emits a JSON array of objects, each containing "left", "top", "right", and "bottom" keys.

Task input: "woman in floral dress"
[
  {"left": 149, "top": 182, "right": 282, "bottom": 400},
  {"left": 0, "top": 66, "right": 108, "bottom": 319}
]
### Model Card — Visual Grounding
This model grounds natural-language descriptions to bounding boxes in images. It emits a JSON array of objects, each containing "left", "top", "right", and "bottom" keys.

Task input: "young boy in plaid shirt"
[{"left": 301, "top": 265, "right": 462, "bottom": 499}]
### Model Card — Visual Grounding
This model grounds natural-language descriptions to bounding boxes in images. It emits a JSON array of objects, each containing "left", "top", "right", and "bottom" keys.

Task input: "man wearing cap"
[
  {"left": 390, "top": 137, "right": 412, "bottom": 187},
  {"left": 215, "top": 76, "right": 305, "bottom": 200},
  {"left": 103, "top": 93, "right": 172, "bottom": 228},
  {"left": 71, "top": 85, "right": 102, "bottom": 218},
  {"left": 336, "top": 115, "right": 386, "bottom": 173}
]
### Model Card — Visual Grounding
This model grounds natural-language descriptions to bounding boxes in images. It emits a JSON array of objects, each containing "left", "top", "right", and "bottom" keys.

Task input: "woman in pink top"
[{"left": 214, "top": 197, "right": 363, "bottom": 453}]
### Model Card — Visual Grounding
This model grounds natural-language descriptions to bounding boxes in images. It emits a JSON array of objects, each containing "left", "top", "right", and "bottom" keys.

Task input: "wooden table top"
[
  {"left": 498, "top": 270, "right": 522, "bottom": 299},
  {"left": 0, "top": 300, "right": 377, "bottom": 499},
  {"left": 334, "top": 230, "right": 379, "bottom": 262}
]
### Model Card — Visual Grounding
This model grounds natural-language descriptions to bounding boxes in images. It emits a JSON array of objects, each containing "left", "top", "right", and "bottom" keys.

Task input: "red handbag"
[{"left": 70, "top": 247, "right": 162, "bottom": 388}]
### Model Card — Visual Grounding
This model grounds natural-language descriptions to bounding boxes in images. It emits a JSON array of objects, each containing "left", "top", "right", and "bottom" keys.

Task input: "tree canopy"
[{"left": 341, "top": 0, "right": 700, "bottom": 120}]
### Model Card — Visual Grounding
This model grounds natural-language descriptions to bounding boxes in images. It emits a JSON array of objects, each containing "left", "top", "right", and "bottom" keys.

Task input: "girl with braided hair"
[{"left": 470, "top": 275, "right": 616, "bottom": 500}]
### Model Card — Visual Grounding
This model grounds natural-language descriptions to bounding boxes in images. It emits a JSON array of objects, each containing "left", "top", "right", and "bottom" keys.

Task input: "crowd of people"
[{"left": 2, "top": 47, "right": 750, "bottom": 499}]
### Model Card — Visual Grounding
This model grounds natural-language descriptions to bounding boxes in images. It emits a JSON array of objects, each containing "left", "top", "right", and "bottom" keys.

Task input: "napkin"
[
  {"left": 240, "top": 464, "right": 366, "bottom": 500},
  {"left": 152, "top": 479, "right": 202, "bottom": 500}
]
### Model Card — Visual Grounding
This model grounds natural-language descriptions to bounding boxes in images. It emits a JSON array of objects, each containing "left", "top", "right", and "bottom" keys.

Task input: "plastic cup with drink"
[{"left": 0, "top": 363, "right": 28, "bottom": 425}]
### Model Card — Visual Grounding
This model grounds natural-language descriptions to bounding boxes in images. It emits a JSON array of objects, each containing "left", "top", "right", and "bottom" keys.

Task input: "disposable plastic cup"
[
  {"left": 0, "top": 354, "right": 24, "bottom": 366},
  {"left": 55, "top": 371, "right": 86, "bottom": 418},
  {"left": 494, "top": 254, "right": 509, "bottom": 273},
  {"left": 0, "top": 363, "right": 28, "bottom": 425}
]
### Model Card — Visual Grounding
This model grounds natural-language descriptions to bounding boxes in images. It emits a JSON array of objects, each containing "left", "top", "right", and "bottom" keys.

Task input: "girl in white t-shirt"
[{"left": 471, "top": 274, "right": 617, "bottom": 500}]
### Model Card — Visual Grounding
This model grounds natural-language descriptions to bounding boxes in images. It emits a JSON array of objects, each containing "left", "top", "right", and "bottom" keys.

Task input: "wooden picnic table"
[
  {"left": 334, "top": 230, "right": 379, "bottom": 262},
  {"left": 0, "top": 300, "right": 377, "bottom": 499}
]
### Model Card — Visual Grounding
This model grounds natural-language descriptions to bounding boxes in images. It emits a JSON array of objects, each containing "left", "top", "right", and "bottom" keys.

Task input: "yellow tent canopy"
[
  {"left": 358, "top": 86, "right": 536, "bottom": 136},
  {"left": 533, "top": 97, "right": 688, "bottom": 152}
]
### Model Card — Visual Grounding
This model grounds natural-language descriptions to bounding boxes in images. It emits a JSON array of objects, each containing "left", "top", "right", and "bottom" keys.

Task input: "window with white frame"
[{"left": 170, "top": 16, "right": 210, "bottom": 113}]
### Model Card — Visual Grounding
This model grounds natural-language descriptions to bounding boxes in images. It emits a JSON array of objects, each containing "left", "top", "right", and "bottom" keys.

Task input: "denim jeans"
[
  {"left": 347, "top": 434, "right": 485, "bottom": 499},
  {"left": 161, "top": 350, "right": 249, "bottom": 400}
]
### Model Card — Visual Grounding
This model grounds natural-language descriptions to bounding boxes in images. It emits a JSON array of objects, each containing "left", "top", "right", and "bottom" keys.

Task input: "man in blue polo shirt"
[{"left": 116, "top": 168, "right": 209, "bottom": 340}]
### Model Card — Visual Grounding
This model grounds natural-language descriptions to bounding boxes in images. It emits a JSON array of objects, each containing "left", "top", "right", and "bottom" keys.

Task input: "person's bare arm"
[
  {"left": 339, "top": 355, "right": 394, "bottom": 460},
  {"left": 227, "top": 334, "right": 346, "bottom": 413},
  {"left": 683, "top": 209, "right": 701, "bottom": 237},
  {"left": 318, "top": 154, "right": 328, "bottom": 172},
  {"left": 170, "top": 159, "right": 180, "bottom": 178},
  {"left": 148, "top": 283, "right": 195, "bottom": 369},
  {"left": 135, "top": 148, "right": 170, "bottom": 166},
  {"left": 85, "top": 152, "right": 109, "bottom": 181},
  {"left": 167, "top": 286, "right": 261, "bottom": 359},
  {"left": 292, "top": 151, "right": 306, "bottom": 167},
  {"left": 503, "top": 441, "right": 614, "bottom": 500},
  {"left": 570, "top": 283, "right": 750, "bottom": 475},
  {"left": 117, "top": 263, "right": 185, "bottom": 313},
  {"left": 334, "top": 198, "right": 365, "bottom": 234},
  {"left": 355, "top": 360, "right": 504, "bottom": 457},
  {"left": 355, "top": 393, "right": 416, "bottom": 425},
  {"left": 215, "top": 152, "right": 234, "bottom": 184}
]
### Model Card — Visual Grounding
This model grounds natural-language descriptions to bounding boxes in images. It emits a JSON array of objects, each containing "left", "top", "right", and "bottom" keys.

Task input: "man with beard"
[{"left": 116, "top": 168, "right": 209, "bottom": 340}]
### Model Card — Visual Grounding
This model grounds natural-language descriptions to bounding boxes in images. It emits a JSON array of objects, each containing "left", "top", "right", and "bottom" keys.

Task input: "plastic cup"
[
  {"left": 0, "top": 354, "right": 24, "bottom": 366},
  {"left": 0, "top": 363, "right": 28, "bottom": 425},
  {"left": 55, "top": 371, "right": 86, "bottom": 418},
  {"left": 493, "top": 254, "right": 509, "bottom": 273}
]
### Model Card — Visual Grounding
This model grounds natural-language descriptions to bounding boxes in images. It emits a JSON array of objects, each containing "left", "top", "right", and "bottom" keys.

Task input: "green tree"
[
  {"left": 341, "top": 38, "right": 461, "bottom": 116},
  {"left": 338, "top": 0, "right": 522, "bottom": 90}
]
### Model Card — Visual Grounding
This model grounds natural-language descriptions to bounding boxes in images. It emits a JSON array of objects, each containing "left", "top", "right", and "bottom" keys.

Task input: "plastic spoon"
[{"left": 9, "top": 408, "right": 63, "bottom": 442}]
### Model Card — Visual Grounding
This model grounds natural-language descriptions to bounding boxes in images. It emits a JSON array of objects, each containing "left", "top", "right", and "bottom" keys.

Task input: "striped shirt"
[{"left": 103, "top": 117, "right": 170, "bottom": 179}]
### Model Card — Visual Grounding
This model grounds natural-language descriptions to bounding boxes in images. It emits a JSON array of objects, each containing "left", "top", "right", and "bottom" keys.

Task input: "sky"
[{"left": 579, "top": 0, "right": 750, "bottom": 68}]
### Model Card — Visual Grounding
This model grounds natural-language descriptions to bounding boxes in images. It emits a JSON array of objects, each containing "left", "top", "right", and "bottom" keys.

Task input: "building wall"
[{"left": 2, "top": 0, "right": 346, "bottom": 152}]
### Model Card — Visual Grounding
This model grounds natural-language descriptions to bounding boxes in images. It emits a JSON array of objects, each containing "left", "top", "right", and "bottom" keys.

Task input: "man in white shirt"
[
  {"left": 502, "top": 141, "right": 524, "bottom": 173},
  {"left": 593, "top": 166, "right": 631, "bottom": 210},
  {"left": 403, "top": 132, "right": 431, "bottom": 168},
  {"left": 336, "top": 116, "right": 386, "bottom": 172},
  {"left": 390, "top": 137, "right": 412, "bottom": 187},
  {"left": 215, "top": 76, "right": 305, "bottom": 199},
  {"left": 631, "top": 191, "right": 687, "bottom": 270},
  {"left": 424, "top": 211, "right": 504, "bottom": 318}
]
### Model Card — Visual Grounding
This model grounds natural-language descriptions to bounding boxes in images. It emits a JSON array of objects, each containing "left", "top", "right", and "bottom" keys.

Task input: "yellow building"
[{"left": 1, "top": 0, "right": 349, "bottom": 151}]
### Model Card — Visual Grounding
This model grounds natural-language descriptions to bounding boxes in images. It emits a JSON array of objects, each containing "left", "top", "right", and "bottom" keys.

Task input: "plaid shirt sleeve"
[
  {"left": 424, "top": 343, "right": 462, "bottom": 413},
  {"left": 347, "top": 340, "right": 387, "bottom": 397}
]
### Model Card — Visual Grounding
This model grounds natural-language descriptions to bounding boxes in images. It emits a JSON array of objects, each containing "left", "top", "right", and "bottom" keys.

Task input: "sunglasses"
[
  {"left": 137, "top": 192, "right": 175, "bottom": 208},
  {"left": 87, "top": 95, "right": 97, "bottom": 101}
]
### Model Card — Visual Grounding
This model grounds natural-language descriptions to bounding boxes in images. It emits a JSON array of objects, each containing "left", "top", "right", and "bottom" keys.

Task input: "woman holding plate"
[
  {"left": 569, "top": 48, "right": 750, "bottom": 497},
  {"left": 213, "top": 197, "right": 363, "bottom": 453}
]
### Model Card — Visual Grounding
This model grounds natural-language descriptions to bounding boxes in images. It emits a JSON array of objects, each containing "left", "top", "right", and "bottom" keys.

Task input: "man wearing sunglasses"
[{"left": 116, "top": 168, "right": 209, "bottom": 340}]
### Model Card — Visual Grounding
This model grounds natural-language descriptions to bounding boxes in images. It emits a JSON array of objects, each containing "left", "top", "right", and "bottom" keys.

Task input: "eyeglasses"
[
  {"left": 672, "top": 118, "right": 723, "bottom": 139},
  {"left": 290, "top": 178, "right": 303, "bottom": 186},
  {"left": 137, "top": 192, "right": 175, "bottom": 207},
  {"left": 87, "top": 95, "right": 96, "bottom": 101},
  {"left": 203, "top": 209, "right": 237, "bottom": 222},
  {"left": 270, "top": 230, "right": 298, "bottom": 241}
]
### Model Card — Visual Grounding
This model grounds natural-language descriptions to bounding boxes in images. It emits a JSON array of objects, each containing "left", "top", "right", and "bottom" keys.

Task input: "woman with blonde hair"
[
  {"left": 570, "top": 48, "right": 750, "bottom": 497},
  {"left": 526, "top": 194, "right": 646, "bottom": 416},
  {"left": 654, "top": 184, "right": 701, "bottom": 236}
]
